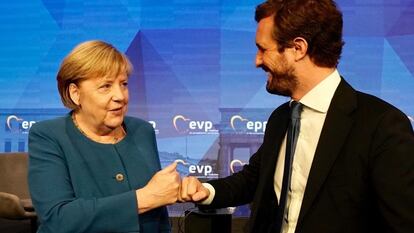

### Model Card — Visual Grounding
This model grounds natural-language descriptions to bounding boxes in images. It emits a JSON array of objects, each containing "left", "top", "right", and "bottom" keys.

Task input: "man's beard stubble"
[{"left": 264, "top": 65, "right": 298, "bottom": 97}]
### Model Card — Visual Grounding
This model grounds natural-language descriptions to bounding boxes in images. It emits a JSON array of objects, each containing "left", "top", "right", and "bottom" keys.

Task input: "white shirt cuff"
[{"left": 199, "top": 183, "right": 215, "bottom": 205}]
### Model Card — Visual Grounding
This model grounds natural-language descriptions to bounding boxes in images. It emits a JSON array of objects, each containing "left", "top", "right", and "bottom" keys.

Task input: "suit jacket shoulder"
[{"left": 297, "top": 79, "right": 414, "bottom": 233}]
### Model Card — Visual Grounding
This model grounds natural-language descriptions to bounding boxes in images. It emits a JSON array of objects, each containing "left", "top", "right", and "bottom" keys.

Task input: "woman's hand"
[{"left": 136, "top": 162, "right": 180, "bottom": 213}]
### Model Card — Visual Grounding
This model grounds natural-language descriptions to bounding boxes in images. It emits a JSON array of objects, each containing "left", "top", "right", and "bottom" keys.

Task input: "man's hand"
[
  {"left": 179, "top": 176, "right": 210, "bottom": 202},
  {"left": 136, "top": 162, "right": 180, "bottom": 213}
]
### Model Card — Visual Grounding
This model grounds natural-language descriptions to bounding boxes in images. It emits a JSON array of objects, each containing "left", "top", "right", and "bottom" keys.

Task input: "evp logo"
[
  {"left": 174, "top": 159, "right": 217, "bottom": 178},
  {"left": 230, "top": 115, "right": 267, "bottom": 134},
  {"left": 172, "top": 115, "right": 218, "bottom": 135},
  {"left": 148, "top": 120, "right": 159, "bottom": 134},
  {"left": 6, "top": 115, "right": 37, "bottom": 134},
  {"left": 230, "top": 159, "right": 247, "bottom": 173}
]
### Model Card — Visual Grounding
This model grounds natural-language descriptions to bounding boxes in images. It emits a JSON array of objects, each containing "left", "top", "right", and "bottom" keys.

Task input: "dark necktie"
[{"left": 276, "top": 101, "right": 303, "bottom": 232}]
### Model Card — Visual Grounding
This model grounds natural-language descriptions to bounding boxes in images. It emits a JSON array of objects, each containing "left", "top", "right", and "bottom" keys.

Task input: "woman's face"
[{"left": 70, "top": 73, "right": 129, "bottom": 132}]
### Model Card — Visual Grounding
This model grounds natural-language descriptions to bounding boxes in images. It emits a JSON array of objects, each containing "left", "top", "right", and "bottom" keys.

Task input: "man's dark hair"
[{"left": 255, "top": 0, "right": 344, "bottom": 68}]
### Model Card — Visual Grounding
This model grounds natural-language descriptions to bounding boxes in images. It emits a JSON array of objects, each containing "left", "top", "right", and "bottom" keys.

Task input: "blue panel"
[
  {"left": 18, "top": 140, "right": 25, "bottom": 152},
  {"left": 4, "top": 140, "right": 11, "bottom": 153},
  {"left": 42, "top": 0, "right": 66, "bottom": 28},
  {"left": 338, "top": 37, "right": 384, "bottom": 96}
]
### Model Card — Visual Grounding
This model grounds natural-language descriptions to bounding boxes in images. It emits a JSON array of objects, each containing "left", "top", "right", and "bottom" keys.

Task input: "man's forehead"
[
  {"left": 256, "top": 16, "right": 275, "bottom": 35},
  {"left": 258, "top": 14, "right": 275, "bottom": 25},
  {"left": 256, "top": 16, "right": 276, "bottom": 47}
]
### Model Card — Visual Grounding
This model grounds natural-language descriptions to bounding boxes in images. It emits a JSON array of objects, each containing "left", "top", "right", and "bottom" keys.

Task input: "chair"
[{"left": 0, "top": 153, "right": 37, "bottom": 233}]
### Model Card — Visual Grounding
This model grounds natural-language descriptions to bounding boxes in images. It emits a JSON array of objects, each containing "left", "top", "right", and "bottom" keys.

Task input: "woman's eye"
[
  {"left": 122, "top": 82, "right": 128, "bottom": 87},
  {"left": 100, "top": 84, "right": 111, "bottom": 89}
]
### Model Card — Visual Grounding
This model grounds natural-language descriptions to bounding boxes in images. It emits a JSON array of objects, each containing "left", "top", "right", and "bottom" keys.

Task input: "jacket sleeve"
[
  {"left": 160, "top": 207, "right": 171, "bottom": 232},
  {"left": 206, "top": 105, "right": 287, "bottom": 209},
  {"left": 370, "top": 109, "right": 414, "bottom": 232},
  {"left": 28, "top": 122, "right": 140, "bottom": 233}
]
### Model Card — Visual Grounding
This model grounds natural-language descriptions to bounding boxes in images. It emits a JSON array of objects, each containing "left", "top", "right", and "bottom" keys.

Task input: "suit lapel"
[
  {"left": 297, "top": 79, "right": 357, "bottom": 224},
  {"left": 249, "top": 104, "right": 290, "bottom": 233},
  {"left": 262, "top": 104, "right": 290, "bottom": 189}
]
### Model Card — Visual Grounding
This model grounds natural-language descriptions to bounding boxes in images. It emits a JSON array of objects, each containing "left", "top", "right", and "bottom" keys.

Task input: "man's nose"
[{"left": 255, "top": 52, "right": 263, "bottom": 68}]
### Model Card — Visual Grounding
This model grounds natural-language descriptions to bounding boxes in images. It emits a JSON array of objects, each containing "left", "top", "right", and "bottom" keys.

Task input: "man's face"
[{"left": 255, "top": 16, "right": 298, "bottom": 97}]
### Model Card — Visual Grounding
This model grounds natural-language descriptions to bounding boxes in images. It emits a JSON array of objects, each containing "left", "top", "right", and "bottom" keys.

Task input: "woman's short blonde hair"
[{"left": 57, "top": 40, "right": 132, "bottom": 109}]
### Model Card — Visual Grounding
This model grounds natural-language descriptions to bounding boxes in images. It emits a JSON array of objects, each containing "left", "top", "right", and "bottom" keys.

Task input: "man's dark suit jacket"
[{"left": 208, "top": 79, "right": 414, "bottom": 233}]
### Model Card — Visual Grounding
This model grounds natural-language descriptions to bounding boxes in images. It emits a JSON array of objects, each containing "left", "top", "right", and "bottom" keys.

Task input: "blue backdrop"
[{"left": 1, "top": 0, "right": 413, "bottom": 216}]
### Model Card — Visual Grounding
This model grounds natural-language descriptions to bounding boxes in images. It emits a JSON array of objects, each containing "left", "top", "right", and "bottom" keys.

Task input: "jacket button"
[{"left": 115, "top": 173, "right": 124, "bottom": 182}]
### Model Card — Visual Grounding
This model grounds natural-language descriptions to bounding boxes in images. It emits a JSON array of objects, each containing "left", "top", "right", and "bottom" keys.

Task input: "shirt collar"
[{"left": 297, "top": 69, "right": 341, "bottom": 113}]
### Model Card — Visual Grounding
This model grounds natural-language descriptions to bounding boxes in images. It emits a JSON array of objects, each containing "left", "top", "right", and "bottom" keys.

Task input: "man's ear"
[
  {"left": 69, "top": 83, "right": 80, "bottom": 106},
  {"left": 292, "top": 37, "right": 308, "bottom": 61}
]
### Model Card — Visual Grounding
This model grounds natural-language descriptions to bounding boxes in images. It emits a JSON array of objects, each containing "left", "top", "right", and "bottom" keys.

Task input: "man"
[{"left": 179, "top": 0, "right": 414, "bottom": 233}]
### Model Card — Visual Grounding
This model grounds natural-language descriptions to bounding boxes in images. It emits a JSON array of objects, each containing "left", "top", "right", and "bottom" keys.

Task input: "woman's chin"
[{"left": 104, "top": 117, "right": 124, "bottom": 129}]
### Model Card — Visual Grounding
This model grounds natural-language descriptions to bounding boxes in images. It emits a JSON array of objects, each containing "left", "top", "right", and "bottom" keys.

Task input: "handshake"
[{"left": 136, "top": 162, "right": 211, "bottom": 214}]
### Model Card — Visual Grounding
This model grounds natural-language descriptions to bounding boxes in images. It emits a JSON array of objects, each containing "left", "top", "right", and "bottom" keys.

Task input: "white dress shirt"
[
  {"left": 274, "top": 70, "right": 341, "bottom": 233},
  {"left": 202, "top": 70, "right": 341, "bottom": 233}
]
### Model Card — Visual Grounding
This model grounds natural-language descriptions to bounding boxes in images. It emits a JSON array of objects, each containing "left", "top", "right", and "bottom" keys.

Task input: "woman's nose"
[{"left": 112, "top": 84, "right": 126, "bottom": 101}]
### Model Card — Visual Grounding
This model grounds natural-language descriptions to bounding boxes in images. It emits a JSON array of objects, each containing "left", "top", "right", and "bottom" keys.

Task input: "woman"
[{"left": 28, "top": 40, "right": 179, "bottom": 233}]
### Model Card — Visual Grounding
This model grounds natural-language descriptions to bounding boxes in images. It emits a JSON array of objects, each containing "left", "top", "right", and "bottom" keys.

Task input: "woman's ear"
[
  {"left": 292, "top": 37, "right": 308, "bottom": 61},
  {"left": 69, "top": 83, "right": 80, "bottom": 106}
]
